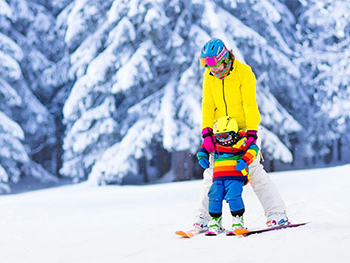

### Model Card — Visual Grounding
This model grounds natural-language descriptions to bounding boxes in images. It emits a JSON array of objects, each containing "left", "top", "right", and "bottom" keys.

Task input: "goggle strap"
[{"left": 200, "top": 46, "right": 228, "bottom": 68}]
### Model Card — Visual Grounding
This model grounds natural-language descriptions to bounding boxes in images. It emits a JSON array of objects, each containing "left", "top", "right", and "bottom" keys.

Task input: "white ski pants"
[{"left": 194, "top": 130, "right": 286, "bottom": 221}]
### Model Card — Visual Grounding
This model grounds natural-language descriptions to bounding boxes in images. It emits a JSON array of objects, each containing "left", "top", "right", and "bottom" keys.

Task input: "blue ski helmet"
[{"left": 200, "top": 38, "right": 229, "bottom": 68}]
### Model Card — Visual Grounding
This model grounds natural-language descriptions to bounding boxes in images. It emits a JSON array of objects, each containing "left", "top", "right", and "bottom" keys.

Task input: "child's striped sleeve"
[
  {"left": 241, "top": 143, "right": 259, "bottom": 165},
  {"left": 197, "top": 143, "right": 209, "bottom": 161}
]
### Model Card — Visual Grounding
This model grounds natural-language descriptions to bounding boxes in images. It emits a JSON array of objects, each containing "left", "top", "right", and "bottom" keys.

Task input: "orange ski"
[
  {"left": 234, "top": 222, "right": 310, "bottom": 236},
  {"left": 175, "top": 229, "right": 199, "bottom": 238}
]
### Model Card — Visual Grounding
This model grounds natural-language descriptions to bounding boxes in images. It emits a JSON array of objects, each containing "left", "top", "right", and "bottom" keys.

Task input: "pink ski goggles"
[{"left": 200, "top": 47, "right": 228, "bottom": 68}]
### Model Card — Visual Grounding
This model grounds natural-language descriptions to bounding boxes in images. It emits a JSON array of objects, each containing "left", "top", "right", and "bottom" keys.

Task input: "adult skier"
[{"left": 194, "top": 38, "right": 289, "bottom": 231}]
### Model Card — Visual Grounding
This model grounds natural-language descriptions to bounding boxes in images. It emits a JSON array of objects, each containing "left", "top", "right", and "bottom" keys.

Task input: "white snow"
[
  {"left": 64, "top": 0, "right": 98, "bottom": 45},
  {"left": 88, "top": 117, "right": 162, "bottom": 185},
  {"left": 0, "top": 111, "right": 25, "bottom": 140},
  {"left": 252, "top": 0, "right": 281, "bottom": 23},
  {"left": 260, "top": 126, "right": 293, "bottom": 163},
  {"left": 0, "top": 50, "right": 22, "bottom": 81},
  {"left": 160, "top": 81, "right": 177, "bottom": 150},
  {"left": 1, "top": 164, "right": 350, "bottom": 263},
  {"left": 0, "top": 78, "right": 22, "bottom": 106},
  {"left": 0, "top": 0, "right": 12, "bottom": 18},
  {"left": 0, "top": 32, "right": 24, "bottom": 61},
  {"left": 112, "top": 40, "right": 154, "bottom": 93}
]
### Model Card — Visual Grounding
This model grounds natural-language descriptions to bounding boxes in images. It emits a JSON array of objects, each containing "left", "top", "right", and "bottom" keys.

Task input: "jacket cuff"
[
  {"left": 246, "top": 130, "right": 258, "bottom": 140},
  {"left": 202, "top": 127, "right": 213, "bottom": 138},
  {"left": 241, "top": 156, "right": 250, "bottom": 164}
]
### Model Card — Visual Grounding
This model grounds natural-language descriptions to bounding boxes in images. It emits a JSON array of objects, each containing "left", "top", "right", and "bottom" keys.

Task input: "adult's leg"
[
  {"left": 193, "top": 154, "right": 214, "bottom": 223},
  {"left": 249, "top": 127, "right": 286, "bottom": 217},
  {"left": 249, "top": 156, "right": 286, "bottom": 217}
]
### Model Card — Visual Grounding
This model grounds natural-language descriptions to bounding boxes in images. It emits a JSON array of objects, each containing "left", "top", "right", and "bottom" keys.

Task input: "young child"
[{"left": 197, "top": 116, "right": 259, "bottom": 236}]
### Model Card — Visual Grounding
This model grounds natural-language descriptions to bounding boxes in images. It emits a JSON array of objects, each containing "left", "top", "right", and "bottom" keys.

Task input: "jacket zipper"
[{"left": 222, "top": 79, "right": 228, "bottom": 115}]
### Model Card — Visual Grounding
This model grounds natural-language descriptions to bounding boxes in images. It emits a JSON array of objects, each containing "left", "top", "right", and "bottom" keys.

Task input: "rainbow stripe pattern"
[{"left": 197, "top": 131, "right": 259, "bottom": 182}]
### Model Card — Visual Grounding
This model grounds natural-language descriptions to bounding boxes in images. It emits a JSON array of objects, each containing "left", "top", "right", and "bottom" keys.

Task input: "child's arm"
[
  {"left": 235, "top": 143, "right": 259, "bottom": 175},
  {"left": 241, "top": 142, "right": 259, "bottom": 166},
  {"left": 197, "top": 143, "right": 210, "bottom": 169}
]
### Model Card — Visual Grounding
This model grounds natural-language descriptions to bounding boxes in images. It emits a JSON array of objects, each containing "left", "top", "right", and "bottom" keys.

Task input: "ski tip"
[
  {"left": 233, "top": 228, "right": 250, "bottom": 236},
  {"left": 298, "top": 221, "right": 312, "bottom": 225},
  {"left": 175, "top": 230, "right": 196, "bottom": 238},
  {"left": 175, "top": 232, "right": 191, "bottom": 238}
]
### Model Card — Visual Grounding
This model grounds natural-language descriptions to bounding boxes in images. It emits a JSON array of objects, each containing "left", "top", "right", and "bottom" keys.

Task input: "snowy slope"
[{"left": 1, "top": 165, "right": 350, "bottom": 263}]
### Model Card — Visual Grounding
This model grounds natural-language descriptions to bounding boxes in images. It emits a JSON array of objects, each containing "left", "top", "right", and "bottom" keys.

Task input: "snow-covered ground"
[{"left": 1, "top": 165, "right": 350, "bottom": 263}]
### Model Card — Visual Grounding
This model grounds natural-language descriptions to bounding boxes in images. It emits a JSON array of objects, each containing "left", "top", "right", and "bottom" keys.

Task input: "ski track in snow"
[{"left": 1, "top": 165, "right": 350, "bottom": 263}]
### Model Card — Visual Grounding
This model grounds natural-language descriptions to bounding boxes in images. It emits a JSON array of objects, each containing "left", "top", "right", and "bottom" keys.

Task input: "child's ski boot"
[
  {"left": 205, "top": 216, "right": 224, "bottom": 236},
  {"left": 226, "top": 215, "right": 244, "bottom": 236}
]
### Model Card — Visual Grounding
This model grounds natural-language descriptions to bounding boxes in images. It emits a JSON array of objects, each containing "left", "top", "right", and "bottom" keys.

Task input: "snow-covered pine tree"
[
  {"left": 195, "top": 0, "right": 304, "bottom": 168},
  {"left": 0, "top": 0, "right": 60, "bottom": 192},
  {"left": 60, "top": 0, "right": 303, "bottom": 186},
  {"left": 293, "top": 0, "right": 350, "bottom": 165},
  {"left": 2, "top": 0, "right": 349, "bottom": 190}
]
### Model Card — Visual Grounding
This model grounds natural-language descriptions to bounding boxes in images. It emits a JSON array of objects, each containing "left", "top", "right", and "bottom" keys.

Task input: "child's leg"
[
  {"left": 231, "top": 208, "right": 245, "bottom": 217},
  {"left": 208, "top": 180, "right": 225, "bottom": 215},
  {"left": 206, "top": 180, "right": 225, "bottom": 235},
  {"left": 223, "top": 180, "right": 245, "bottom": 230},
  {"left": 224, "top": 180, "right": 245, "bottom": 212},
  {"left": 207, "top": 181, "right": 225, "bottom": 234}
]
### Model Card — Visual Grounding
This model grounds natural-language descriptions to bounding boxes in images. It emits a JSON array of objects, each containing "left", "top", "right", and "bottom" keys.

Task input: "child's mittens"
[
  {"left": 235, "top": 160, "right": 248, "bottom": 171},
  {"left": 198, "top": 158, "right": 210, "bottom": 169}
]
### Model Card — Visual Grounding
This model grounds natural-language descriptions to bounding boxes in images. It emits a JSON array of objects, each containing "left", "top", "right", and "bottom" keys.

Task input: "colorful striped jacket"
[{"left": 197, "top": 130, "right": 259, "bottom": 183}]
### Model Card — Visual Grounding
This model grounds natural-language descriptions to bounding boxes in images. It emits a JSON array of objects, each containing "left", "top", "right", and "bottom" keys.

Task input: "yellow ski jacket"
[{"left": 201, "top": 59, "right": 261, "bottom": 131}]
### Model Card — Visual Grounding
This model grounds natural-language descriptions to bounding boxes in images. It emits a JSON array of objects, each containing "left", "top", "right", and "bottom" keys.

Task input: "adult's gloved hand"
[
  {"left": 198, "top": 158, "right": 210, "bottom": 169},
  {"left": 202, "top": 127, "right": 216, "bottom": 153},
  {"left": 235, "top": 160, "right": 248, "bottom": 171},
  {"left": 246, "top": 130, "right": 258, "bottom": 144}
]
